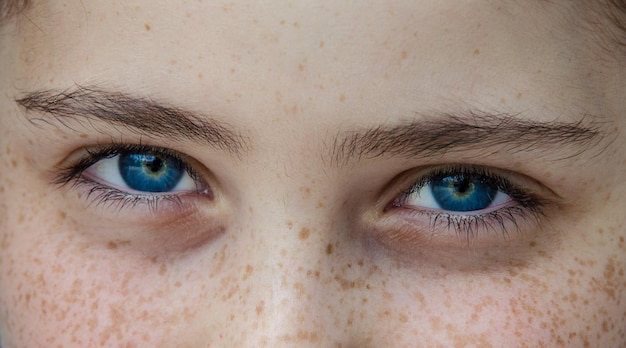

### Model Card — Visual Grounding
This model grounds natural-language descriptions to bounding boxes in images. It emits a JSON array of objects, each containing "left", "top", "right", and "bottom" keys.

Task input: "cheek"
[
  {"left": 0, "top": 173, "right": 202, "bottom": 347},
  {"left": 379, "top": 255, "right": 625, "bottom": 347},
  {"left": 0, "top": 221, "right": 209, "bottom": 347}
]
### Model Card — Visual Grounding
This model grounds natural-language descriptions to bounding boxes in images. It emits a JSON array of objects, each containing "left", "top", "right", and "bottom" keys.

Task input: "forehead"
[{"left": 7, "top": 0, "right": 612, "bottom": 128}]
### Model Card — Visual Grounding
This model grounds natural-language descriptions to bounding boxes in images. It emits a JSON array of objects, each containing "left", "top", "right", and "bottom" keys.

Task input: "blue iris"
[
  {"left": 118, "top": 153, "right": 184, "bottom": 192},
  {"left": 431, "top": 174, "right": 497, "bottom": 212}
]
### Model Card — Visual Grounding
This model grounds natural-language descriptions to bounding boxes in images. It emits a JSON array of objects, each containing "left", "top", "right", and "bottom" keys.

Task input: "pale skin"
[{"left": 0, "top": 0, "right": 625, "bottom": 347}]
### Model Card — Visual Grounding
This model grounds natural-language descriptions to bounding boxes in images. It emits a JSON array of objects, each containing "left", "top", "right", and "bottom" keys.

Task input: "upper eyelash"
[
  {"left": 391, "top": 165, "right": 547, "bottom": 240},
  {"left": 53, "top": 144, "right": 206, "bottom": 208},
  {"left": 54, "top": 144, "right": 200, "bottom": 187},
  {"left": 400, "top": 165, "right": 540, "bottom": 209}
]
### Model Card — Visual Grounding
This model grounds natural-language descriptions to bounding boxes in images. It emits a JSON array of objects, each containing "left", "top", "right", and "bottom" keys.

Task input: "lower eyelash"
[
  {"left": 53, "top": 144, "right": 210, "bottom": 210},
  {"left": 76, "top": 178, "right": 185, "bottom": 211},
  {"left": 420, "top": 205, "right": 544, "bottom": 242}
]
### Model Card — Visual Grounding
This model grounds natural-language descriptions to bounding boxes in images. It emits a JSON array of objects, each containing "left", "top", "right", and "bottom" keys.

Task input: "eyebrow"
[
  {"left": 330, "top": 112, "right": 611, "bottom": 166},
  {"left": 16, "top": 87, "right": 611, "bottom": 166},
  {"left": 16, "top": 86, "right": 248, "bottom": 155}
]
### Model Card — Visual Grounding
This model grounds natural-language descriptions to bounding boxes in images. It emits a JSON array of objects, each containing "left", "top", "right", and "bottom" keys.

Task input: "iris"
[
  {"left": 430, "top": 174, "right": 497, "bottom": 212},
  {"left": 118, "top": 153, "right": 184, "bottom": 192}
]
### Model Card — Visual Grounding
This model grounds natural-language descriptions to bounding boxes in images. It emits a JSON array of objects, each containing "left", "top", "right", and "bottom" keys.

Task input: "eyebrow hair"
[
  {"left": 330, "top": 112, "right": 611, "bottom": 166},
  {"left": 16, "top": 86, "right": 248, "bottom": 155}
]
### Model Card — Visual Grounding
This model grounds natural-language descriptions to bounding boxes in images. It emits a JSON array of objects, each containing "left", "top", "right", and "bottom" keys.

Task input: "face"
[{"left": 1, "top": 0, "right": 625, "bottom": 346}]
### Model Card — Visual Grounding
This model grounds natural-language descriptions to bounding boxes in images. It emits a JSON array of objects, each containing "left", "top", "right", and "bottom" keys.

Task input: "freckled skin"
[{"left": 1, "top": 0, "right": 626, "bottom": 347}]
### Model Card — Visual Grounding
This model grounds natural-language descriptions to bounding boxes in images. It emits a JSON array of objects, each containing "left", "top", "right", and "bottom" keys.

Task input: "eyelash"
[
  {"left": 56, "top": 145, "right": 546, "bottom": 242},
  {"left": 54, "top": 144, "right": 208, "bottom": 210},
  {"left": 387, "top": 165, "right": 546, "bottom": 240}
]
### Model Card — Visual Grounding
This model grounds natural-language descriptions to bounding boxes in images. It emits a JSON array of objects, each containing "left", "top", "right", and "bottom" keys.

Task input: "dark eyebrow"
[
  {"left": 16, "top": 86, "right": 248, "bottom": 155},
  {"left": 330, "top": 112, "right": 612, "bottom": 166}
]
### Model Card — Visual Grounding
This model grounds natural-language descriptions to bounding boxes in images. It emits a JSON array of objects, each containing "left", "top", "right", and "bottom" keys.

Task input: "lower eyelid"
[
  {"left": 369, "top": 205, "right": 543, "bottom": 255},
  {"left": 72, "top": 176, "right": 213, "bottom": 212}
]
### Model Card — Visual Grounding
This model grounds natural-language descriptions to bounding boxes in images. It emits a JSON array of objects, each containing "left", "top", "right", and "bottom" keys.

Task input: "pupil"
[
  {"left": 453, "top": 177, "right": 471, "bottom": 193},
  {"left": 145, "top": 157, "right": 164, "bottom": 173}
]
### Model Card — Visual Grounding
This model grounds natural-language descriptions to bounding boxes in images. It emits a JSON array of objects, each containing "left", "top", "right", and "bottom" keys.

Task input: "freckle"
[
  {"left": 170, "top": 59, "right": 177, "bottom": 65},
  {"left": 293, "top": 21, "right": 299, "bottom": 28},
  {"left": 106, "top": 241, "right": 118, "bottom": 250},
  {"left": 319, "top": 40, "right": 325, "bottom": 48},
  {"left": 174, "top": 281, "right": 181, "bottom": 287},
  {"left": 286, "top": 220, "right": 293, "bottom": 229},
  {"left": 159, "top": 264, "right": 167, "bottom": 276},
  {"left": 300, "top": 186, "right": 311, "bottom": 197},
  {"left": 473, "top": 48, "right": 480, "bottom": 55},
  {"left": 399, "top": 313, "right": 408, "bottom": 323},
  {"left": 500, "top": 98, "right": 507, "bottom": 105},
  {"left": 517, "top": 92, "right": 523, "bottom": 99},
  {"left": 339, "top": 94, "right": 346, "bottom": 102},
  {"left": 400, "top": 50, "right": 408, "bottom": 59},
  {"left": 243, "top": 264, "right": 253, "bottom": 280},
  {"left": 144, "top": 23, "right": 151, "bottom": 31},
  {"left": 298, "top": 227, "right": 310, "bottom": 240},
  {"left": 529, "top": 241, "right": 537, "bottom": 247},
  {"left": 326, "top": 243, "right": 333, "bottom": 255},
  {"left": 10, "top": 159, "right": 17, "bottom": 168},
  {"left": 604, "top": 259, "right": 615, "bottom": 279},
  {"left": 298, "top": 64, "right": 305, "bottom": 71},
  {"left": 197, "top": 73, "right": 203, "bottom": 79},
  {"left": 293, "top": 282, "right": 305, "bottom": 298},
  {"left": 256, "top": 301, "right": 264, "bottom": 315},
  {"left": 280, "top": 248, "right": 287, "bottom": 257}
]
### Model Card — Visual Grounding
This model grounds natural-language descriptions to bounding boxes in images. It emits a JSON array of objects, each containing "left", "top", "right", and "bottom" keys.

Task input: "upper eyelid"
[
  {"left": 53, "top": 144, "right": 204, "bottom": 187},
  {"left": 381, "top": 164, "right": 557, "bottom": 211}
]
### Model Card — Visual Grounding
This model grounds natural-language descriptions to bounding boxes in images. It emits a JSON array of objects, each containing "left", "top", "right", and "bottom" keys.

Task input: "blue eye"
[
  {"left": 82, "top": 147, "right": 200, "bottom": 195},
  {"left": 401, "top": 169, "right": 511, "bottom": 213},
  {"left": 430, "top": 174, "right": 498, "bottom": 211},
  {"left": 119, "top": 153, "right": 184, "bottom": 192}
]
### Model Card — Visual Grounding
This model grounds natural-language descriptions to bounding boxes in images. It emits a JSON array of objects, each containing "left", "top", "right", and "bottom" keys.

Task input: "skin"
[{"left": 1, "top": 0, "right": 626, "bottom": 347}]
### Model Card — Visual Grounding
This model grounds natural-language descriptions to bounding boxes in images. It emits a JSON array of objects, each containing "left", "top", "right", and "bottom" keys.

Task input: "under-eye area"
[
  {"left": 50, "top": 143, "right": 227, "bottom": 255},
  {"left": 54, "top": 143, "right": 213, "bottom": 212},
  {"left": 368, "top": 164, "right": 559, "bottom": 258}
]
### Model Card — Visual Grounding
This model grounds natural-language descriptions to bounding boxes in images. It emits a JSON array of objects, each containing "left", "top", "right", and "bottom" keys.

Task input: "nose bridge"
[{"left": 228, "top": 165, "right": 357, "bottom": 345}]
